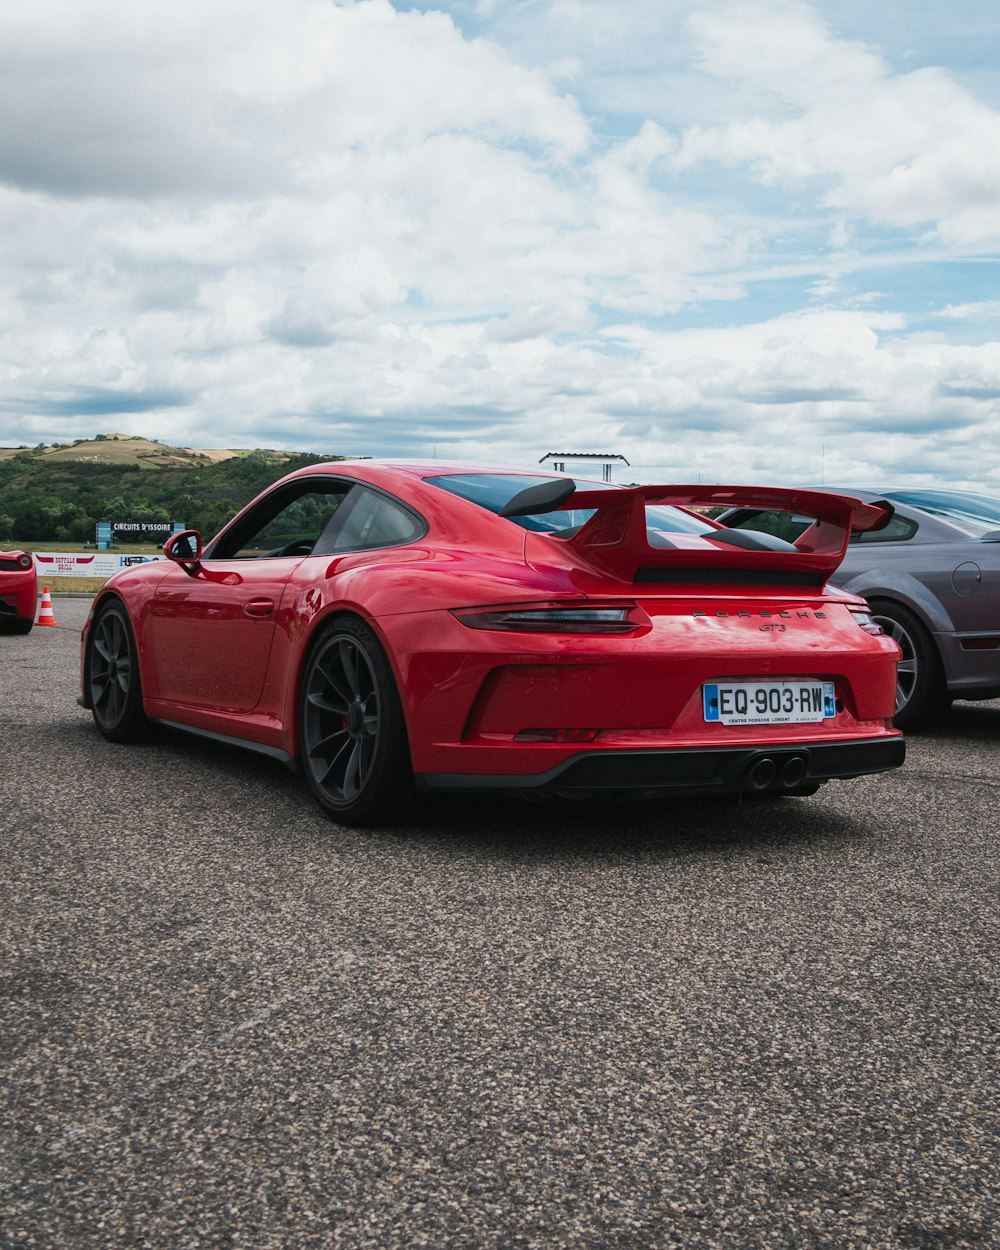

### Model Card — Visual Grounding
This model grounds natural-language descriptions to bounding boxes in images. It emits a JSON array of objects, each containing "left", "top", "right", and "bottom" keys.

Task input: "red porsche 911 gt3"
[
  {"left": 80, "top": 461, "right": 904, "bottom": 825},
  {"left": 1, "top": 550, "right": 37, "bottom": 634}
]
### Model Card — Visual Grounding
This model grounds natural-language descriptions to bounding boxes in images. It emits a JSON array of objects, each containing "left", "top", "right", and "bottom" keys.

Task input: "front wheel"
[
  {"left": 299, "top": 618, "right": 413, "bottom": 826},
  {"left": 88, "top": 600, "right": 149, "bottom": 741},
  {"left": 869, "top": 599, "right": 951, "bottom": 731}
]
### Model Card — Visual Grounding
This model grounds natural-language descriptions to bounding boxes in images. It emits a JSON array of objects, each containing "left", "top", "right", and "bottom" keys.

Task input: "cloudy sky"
[{"left": 2, "top": 0, "right": 999, "bottom": 488}]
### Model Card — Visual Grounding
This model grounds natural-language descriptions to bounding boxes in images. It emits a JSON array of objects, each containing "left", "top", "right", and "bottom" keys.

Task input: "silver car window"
[{"left": 887, "top": 491, "right": 1000, "bottom": 539}]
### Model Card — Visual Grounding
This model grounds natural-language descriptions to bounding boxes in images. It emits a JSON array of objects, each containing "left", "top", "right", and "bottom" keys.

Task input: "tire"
[
  {"left": 87, "top": 600, "right": 149, "bottom": 742},
  {"left": 869, "top": 599, "right": 951, "bottom": 732},
  {"left": 298, "top": 617, "right": 414, "bottom": 826},
  {"left": 1, "top": 617, "right": 33, "bottom": 635}
]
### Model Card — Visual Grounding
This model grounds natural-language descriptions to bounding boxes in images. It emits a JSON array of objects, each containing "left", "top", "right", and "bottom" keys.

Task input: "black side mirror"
[{"left": 163, "top": 529, "right": 203, "bottom": 569}]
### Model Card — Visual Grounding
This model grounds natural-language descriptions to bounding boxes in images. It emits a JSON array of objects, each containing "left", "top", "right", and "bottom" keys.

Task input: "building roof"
[{"left": 539, "top": 451, "right": 630, "bottom": 465}]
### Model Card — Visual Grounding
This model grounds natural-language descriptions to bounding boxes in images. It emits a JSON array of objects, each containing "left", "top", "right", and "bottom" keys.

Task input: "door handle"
[{"left": 243, "top": 598, "right": 275, "bottom": 618}]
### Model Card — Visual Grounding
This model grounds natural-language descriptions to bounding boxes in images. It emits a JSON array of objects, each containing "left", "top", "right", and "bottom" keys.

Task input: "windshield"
[
  {"left": 889, "top": 490, "right": 1000, "bottom": 538},
  {"left": 425, "top": 473, "right": 711, "bottom": 537}
]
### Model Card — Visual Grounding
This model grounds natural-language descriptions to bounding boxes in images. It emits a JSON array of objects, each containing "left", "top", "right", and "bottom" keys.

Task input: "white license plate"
[{"left": 703, "top": 680, "right": 836, "bottom": 725}]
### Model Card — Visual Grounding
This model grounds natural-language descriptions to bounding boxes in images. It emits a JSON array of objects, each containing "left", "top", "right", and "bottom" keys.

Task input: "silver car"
[{"left": 719, "top": 489, "right": 1000, "bottom": 730}]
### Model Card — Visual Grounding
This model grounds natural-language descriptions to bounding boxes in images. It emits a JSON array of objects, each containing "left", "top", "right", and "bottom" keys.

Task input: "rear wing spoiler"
[{"left": 535, "top": 484, "right": 894, "bottom": 585}]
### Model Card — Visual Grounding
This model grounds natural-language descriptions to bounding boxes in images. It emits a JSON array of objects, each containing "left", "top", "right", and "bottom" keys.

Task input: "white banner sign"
[{"left": 32, "top": 552, "right": 166, "bottom": 578}]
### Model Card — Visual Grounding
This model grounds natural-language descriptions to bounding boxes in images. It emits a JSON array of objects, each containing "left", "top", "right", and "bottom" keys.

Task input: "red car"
[
  {"left": 0, "top": 550, "right": 37, "bottom": 634},
  {"left": 80, "top": 462, "right": 904, "bottom": 825}
]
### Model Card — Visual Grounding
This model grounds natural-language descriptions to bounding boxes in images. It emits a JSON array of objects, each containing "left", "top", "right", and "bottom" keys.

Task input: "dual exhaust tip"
[{"left": 744, "top": 754, "right": 809, "bottom": 792}]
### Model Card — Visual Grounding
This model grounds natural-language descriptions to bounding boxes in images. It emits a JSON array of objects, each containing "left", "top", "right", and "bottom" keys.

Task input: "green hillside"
[{"left": 0, "top": 434, "right": 343, "bottom": 543}]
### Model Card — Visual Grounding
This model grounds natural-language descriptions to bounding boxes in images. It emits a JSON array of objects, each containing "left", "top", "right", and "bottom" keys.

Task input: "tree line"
[{"left": 0, "top": 448, "right": 333, "bottom": 544}]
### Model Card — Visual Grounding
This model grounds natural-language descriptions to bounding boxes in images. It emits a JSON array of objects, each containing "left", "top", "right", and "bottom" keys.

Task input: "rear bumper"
[
  {"left": 938, "top": 631, "right": 1000, "bottom": 700},
  {"left": 0, "top": 580, "right": 36, "bottom": 622},
  {"left": 416, "top": 735, "right": 905, "bottom": 797}
]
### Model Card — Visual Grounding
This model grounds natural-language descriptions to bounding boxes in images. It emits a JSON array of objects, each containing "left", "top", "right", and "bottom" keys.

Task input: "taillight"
[
  {"left": 850, "top": 608, "right": 883, "bottom": 636},
  {"left": 454, "top": 605, "right": 637, "bottom": 634},
  {"left": 18, "top": 554, "right": 32, "bottom": 570}
]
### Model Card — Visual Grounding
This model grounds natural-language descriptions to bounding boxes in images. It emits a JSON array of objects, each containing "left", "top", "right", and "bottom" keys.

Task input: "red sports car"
[
  {"left": 1, "top": 550, "right": 37, "bottom": 634},
  {"left": 80, "top": 461, "right": 904, "bottom": 825}
]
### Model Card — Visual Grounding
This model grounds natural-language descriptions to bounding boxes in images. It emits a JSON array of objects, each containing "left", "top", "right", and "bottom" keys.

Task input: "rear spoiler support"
[{"left": 536, "top": 484, "right": 895, "bottom": 584}]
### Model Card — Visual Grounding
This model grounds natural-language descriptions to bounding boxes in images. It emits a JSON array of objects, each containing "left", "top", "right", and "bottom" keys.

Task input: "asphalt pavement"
[{"left": 1, "top": 598, "right": 997, "bottom": 1250}]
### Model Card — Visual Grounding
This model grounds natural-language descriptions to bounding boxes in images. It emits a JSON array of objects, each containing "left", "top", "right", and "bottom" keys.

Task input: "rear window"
[
  {"left": 425, "top": 473, "right": 711, "bottom": 538},
  {"left": 725, "top": 510, "right": 814, "bottom": 543},
  {"left": 855, "top": 513, "right": 917, "bottom": 544},
  {"left": 887, "top": 490, "right": 1000, "bottom": 539},
  {"left": 724, "top": 507, "right": 918, "bottom": 544}
]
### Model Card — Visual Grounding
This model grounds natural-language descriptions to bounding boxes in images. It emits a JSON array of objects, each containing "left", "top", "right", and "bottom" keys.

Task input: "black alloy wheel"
[
  {"left": 869, "top": 599, "right": 951, "bottom": 732},
  {"left": 299, "top": 618, "right": 412, "bottom": 826},
  {"left": 88, "top": 601, "right": 149, "bottom": 741}
]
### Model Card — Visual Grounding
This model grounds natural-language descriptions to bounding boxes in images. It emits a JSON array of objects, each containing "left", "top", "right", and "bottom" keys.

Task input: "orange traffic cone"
[{"left": 36, "top": 586, "right": 58, "bottom": 627}]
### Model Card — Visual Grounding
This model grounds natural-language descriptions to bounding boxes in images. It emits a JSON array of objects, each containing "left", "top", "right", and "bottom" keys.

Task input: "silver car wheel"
[
  {"left": 871, "top": 611, "right": 918, "bottom": 714},
  {"left": 867, "top": 599, "right": 951, "bottom": 731}
]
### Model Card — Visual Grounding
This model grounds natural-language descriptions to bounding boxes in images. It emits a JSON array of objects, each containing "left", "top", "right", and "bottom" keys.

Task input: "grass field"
[
  {"left": 28, "top": 540, "right": 164, "bottom": 554},
  {"left": 39, "top": 579, "right": 104, "bottom": 595}
]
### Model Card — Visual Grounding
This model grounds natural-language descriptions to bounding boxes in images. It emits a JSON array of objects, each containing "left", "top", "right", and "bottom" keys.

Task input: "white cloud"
[
  {"left": 0, "top": 0, "right": 998, "bottom": 494},
  {"left": 0, "top": 0, "right": 590, "bottom": 200},
  {"left": 678, "top": 1, "right": 1000, "bottom": 248},
  {"left": 938, "top": 301, "right": 1000, "bottom": 320}
]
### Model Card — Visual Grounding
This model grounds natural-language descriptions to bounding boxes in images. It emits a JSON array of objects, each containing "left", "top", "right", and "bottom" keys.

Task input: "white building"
[{"left": 539, "top": 452, "right": 630, "bottom": 483}]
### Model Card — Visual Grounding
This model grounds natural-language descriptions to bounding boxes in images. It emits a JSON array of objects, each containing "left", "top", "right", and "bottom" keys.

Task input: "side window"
[
  {"left": 316, "top": 487, "right": 424, "bottom": 554},
  {"left": 855, "top": 514, "right": 917, "bottom": 543},
  {"left": 212, "top": 484, "right": 350, "bottom": 558}
]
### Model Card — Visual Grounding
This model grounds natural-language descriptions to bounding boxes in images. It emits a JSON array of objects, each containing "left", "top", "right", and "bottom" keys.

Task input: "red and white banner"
[{"left": 32, "top": 552, "right": 166, "bottom": 578}]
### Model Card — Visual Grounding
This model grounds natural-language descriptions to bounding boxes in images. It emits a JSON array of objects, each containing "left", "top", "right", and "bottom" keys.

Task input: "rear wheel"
[
  {"left": 869, "top": 599, "right": 951, "bottom": 731},
  {"left": 88, "top": 600, "right": 149, "bottom": 741},
  {"left": 1, "top": 617, "right": 33, "bottom": 635},
  {"left": 299, "top": 618, "right": 413, "bottom": 826}
]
